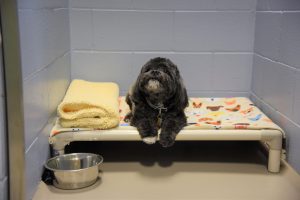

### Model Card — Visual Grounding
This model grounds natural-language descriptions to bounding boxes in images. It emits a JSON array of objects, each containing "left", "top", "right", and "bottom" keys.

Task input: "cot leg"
[
  {"left": 50, "top": 140, "right": 68, "bottom": 156},
  {"left": 51, "top": 146, "right": 65, "bottom": 156},
  {"left": 57, "top": 149, "right": 65, "bottom": 155},
  {"left": 261, "top": 130, "right": 282, "bottom": 173},
  {"left": 268, "top": 149, "right": 281, "bottom": 173}
]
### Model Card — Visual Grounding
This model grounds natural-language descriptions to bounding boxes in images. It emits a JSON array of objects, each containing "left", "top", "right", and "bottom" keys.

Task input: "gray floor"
[{"left": 33, "top": 141, "right": 300, "bottom": 200}]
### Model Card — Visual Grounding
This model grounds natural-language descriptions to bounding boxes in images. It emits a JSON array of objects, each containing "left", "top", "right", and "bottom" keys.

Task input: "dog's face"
[{"left": 137, "top": 57, "right": 179, "bottom": 101}]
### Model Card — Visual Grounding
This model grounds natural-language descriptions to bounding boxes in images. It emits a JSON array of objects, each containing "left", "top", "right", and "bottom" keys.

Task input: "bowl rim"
[{"left": 45, "top": 153, "right": 103, "bottom": 172}]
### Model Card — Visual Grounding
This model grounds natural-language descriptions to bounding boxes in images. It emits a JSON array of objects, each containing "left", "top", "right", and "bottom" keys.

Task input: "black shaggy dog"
[{"left": 125, "top": 57, "right": 188, "bottom": 147}]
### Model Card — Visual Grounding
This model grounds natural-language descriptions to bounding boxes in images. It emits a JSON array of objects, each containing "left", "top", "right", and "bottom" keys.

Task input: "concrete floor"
[{"left": 33, "top": 141, "right": 300, "bottom": 200}]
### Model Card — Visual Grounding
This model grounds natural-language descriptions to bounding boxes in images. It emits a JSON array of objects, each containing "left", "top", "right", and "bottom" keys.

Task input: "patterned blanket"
[{"left": 50, "top": 97, "right": 282, "bottom": 136}]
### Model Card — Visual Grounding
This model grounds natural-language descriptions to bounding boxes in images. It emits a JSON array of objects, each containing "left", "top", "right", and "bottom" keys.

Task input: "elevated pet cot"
[{"left": 49, "top": 97, "right": 284, "bottom": 173}]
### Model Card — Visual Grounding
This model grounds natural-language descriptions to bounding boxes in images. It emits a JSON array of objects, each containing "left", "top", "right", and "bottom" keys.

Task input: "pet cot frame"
[{"left": 49, "top": 128, "right": 283, "bottom": 173}]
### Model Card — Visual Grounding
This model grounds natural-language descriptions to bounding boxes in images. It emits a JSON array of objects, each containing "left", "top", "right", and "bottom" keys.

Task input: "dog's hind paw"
[{"left": 142, "top": 136, "right": 157, "bottom": 145}]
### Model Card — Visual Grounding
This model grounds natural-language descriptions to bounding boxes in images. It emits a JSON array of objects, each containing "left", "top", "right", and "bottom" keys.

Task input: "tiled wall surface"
[
  {"left": 69, "top": 0, "right": 257, "bottom": 96},
  {"left": 17, "top": 0, "right": 71, "bottom": 199},
  {"left": 0, "top": 48, "right": 7, "bottom": 200},
  {"left": 252, "top": 0, "right": 300, "bottom": 173}
]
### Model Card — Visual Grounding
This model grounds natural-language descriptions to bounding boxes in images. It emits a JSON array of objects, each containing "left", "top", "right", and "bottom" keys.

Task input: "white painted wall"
[
  {"left": 69, "top": 0, "right": 256, "bottom": 96},
  {"left": 17, "top": 1, "right": 71, "bottom": 199},
  {"left": 252, "top": 0, "right": 300, "bottom": 173}
]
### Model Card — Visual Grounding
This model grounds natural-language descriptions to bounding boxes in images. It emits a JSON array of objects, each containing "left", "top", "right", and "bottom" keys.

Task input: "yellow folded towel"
[{"left": 57, "top": 79, "right": 120, "bottom": 129}]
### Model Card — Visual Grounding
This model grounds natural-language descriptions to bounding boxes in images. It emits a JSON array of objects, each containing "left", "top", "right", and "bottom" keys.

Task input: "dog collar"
[{"left": 146, "top": 99, "right": 168, "bottom": 115}]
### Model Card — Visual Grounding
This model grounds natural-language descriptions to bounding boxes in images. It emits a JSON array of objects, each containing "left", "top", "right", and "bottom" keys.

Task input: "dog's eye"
[
  {"left": 162, "top": 68, "right": 168, "bottom": 73},
  {"left": 163, "top": 68, "right": 172, "bottom": 76},
  {"left": 143, "top": 68, "right": 150, "bottom": 73}
]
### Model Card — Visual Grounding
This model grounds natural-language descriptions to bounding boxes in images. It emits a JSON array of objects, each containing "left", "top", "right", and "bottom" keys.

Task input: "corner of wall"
[{"left": 251, "top": 0, "right": 300, "bottom": 174}]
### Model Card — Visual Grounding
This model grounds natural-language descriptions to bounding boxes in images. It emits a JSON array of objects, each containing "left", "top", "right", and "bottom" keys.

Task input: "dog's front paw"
[
  {"left": 142, "top": 136, "right": 157, "bottom": 145},
  {"left": 159, "top": 133, "right": 176, "bottom": 148}
]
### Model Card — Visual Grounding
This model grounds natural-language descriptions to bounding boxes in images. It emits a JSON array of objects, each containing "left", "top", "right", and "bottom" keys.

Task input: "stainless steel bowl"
[{"left": 45, "top": 153, "right": 103, "bottom": 190}]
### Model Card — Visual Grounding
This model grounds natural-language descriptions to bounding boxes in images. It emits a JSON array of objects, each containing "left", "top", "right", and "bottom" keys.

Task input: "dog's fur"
[{"left": 125, "top": 57, "right": 188, "bottom": 147}]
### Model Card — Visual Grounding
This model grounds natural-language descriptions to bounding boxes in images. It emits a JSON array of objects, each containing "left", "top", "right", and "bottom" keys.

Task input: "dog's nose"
[{"left": 151, "top": 70, "right": 160, "bottom": 76}]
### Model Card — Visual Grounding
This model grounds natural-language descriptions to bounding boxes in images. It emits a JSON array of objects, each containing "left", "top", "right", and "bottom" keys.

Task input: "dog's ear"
[
  {"left": 173, "top": 75, "right": 189, "bottom": 110},
  {"left": 165, "top": 61, "right": 188, "bottom": 110},
  {"left": 129, "top": 61, "right": 151, "bottom": 104},
  {"left": 129, "top": 75, "right": 143, "bottom": 104}
]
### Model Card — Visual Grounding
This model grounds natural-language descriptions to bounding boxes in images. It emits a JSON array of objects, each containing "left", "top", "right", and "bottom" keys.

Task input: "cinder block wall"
[
  {"left": 251, "top": 0, "right": 300, "bottom": 172},
  {"left": 69, "top": 0, "right": 257, "bottom": 96},
  {"left": 17, "top": 1, "right": 71, "bottom": 199}
]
